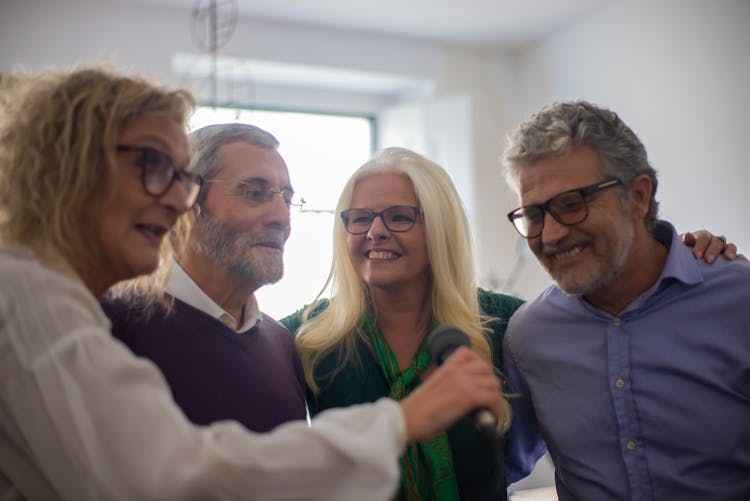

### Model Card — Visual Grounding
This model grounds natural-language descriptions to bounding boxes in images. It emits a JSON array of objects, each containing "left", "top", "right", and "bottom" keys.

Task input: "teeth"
[
  {"left": 369, "top": 250, "right": 398, "bottom": 260},
  {"left": 555, "top": 246, "right": 582, "bottom": 260}
]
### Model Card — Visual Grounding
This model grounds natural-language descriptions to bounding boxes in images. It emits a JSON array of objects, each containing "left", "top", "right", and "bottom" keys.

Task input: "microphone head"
[{"left": 426, "top": 325, "right": 470, "bottom": 365}]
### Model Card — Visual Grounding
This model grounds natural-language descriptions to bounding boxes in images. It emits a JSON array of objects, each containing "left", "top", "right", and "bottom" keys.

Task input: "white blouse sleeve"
[{"left": 0, "top": 246, "right": 405, "bottom": 501}]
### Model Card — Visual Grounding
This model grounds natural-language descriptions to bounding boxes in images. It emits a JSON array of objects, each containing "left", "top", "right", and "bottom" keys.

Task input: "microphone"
[{"left": 425, "top": 325, "right": 499, "bottom": 436}]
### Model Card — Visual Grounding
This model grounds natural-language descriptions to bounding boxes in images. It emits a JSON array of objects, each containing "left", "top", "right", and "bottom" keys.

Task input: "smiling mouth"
[
  {"left": 368, "top": 250, "right": 399, "bottom": 260},
  {"left": 552, "top": 245, "right": 584, "bottom": 260}
]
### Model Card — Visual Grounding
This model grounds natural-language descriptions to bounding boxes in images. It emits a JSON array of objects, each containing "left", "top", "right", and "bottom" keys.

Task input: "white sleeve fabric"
[{"left": 0, "top": 243, "right": 405, "bottom": 501}]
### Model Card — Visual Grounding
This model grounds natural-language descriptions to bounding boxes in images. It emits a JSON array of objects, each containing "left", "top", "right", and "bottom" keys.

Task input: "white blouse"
[{"left": 0, "top": 242, "right": 404, "bottom": 500}]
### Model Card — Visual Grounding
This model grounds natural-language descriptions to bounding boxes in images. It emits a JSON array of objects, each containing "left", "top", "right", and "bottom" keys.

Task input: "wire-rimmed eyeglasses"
[
  {"left": 116, "top": 145, "right": 203, "bottom": 208},
  {"left": 204, "top": 180, "right": 305, "bottom": 208},
  {"left": 507, "top": 177, "right": 623, "bottom": 238},
  {"left": 340, "top": 205, "right": 422, "bottom": 235}
]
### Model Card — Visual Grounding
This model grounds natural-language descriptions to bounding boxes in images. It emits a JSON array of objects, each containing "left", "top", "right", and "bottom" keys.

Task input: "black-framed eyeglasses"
[
  {"left": 204, "top": 180, "right": 305, "bottom": 208},
  {"left": 340, "top": 205, "right": 422, "bottom": 235},
  {"left": 116, "top": 145, "right": 203, "bottom": 208},
  {"left": 507, "top": 177, "right": 623, "bottom": 239}
]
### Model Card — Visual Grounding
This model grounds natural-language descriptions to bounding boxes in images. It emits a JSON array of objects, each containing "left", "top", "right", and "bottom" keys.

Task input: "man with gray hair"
[
  {"left": 103, "top": 123, "right": 307, "bottom": 432},
  {"left": 501, "top": 101, "right": 750, "bottom": 500}
]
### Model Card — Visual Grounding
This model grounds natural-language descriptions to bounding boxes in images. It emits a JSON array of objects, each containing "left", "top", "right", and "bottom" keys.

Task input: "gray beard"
[
  {"left": 190, "top": 209, "right": 285, "bottom": 287},
  {"left": 552, "top": 217, "right": 635, "bottom": 297},
  {"left": 560, "top": 238, "right": 632, "bottom": 296}
]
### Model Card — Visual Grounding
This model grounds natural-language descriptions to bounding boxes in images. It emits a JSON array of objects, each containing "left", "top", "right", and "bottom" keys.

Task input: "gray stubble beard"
[{"left": 191, "top": 209, "right": 285, "bottom": 288}]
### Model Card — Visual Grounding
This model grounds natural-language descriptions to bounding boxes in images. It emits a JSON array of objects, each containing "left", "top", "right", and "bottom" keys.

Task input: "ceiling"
[{"left": 113, "top": 0, "right": 610, "bottom": 50}]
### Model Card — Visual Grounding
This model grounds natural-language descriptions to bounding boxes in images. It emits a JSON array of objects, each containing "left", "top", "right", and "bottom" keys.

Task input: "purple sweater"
[{"left": 102, "top": 297, "right": 307, "bottom": 433}]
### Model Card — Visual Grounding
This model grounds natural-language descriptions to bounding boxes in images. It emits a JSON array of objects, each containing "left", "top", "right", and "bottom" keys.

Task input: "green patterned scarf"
[{"left": 364, "top": 316, "right": 460, "bottom": 501}]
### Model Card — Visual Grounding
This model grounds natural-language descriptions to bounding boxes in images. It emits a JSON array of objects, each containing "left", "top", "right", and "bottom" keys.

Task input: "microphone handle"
[
  {"left": 474, "top": 408, "right": 497, "bottom": 428},
  {"left": 473, "top": 409, "right": 503, "bottom": 451}
]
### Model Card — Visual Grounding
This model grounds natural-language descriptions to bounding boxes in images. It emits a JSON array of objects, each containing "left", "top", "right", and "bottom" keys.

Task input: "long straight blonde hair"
[{"left": 296, "top": 147, "right": 493, "bottom": 391}]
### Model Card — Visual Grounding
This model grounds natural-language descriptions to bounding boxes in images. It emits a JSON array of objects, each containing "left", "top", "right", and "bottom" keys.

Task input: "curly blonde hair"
[{"left": 0, "top": 65, "right": 195, "bottom": 280}]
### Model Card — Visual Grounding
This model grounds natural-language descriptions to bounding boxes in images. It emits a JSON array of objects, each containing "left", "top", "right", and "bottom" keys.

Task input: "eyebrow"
[
  {"left": 124, "top": 134, "right": 189, "bottom": 169},
  {"left": 126, "top": 133, "right": 171, "bottom": 151}
]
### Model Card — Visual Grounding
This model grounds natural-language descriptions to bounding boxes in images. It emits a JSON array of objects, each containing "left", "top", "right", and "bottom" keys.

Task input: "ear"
[{"left": 629, "top": 174, "right": 653, "bottom": 221}]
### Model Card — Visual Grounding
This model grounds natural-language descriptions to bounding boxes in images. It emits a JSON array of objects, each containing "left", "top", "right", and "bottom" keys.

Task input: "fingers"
[
  {"left": 440, "top": 348, "right": 501, "bottom": 395},
  {"left": 704, "top": 236, "right": 736, "bottom": 263},
  {"left": 400, "top": 347, "right": 503, "bottom": 442},
  {"left": 683, "top": 230, "right": 739, "bottom": 263},
  {"left": 720, "top": 242, "right": 737, "bottom": 261},
  {"left": 680, "top": 231, "right": 696, "bottom": 247},
  {"left": 685, "top": 230, "right": 711, "bottom": 260}
]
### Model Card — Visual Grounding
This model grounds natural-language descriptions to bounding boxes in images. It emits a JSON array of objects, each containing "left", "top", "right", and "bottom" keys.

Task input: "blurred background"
[{"left": 3, "top": 0, "right": 748, "bottom": 495}]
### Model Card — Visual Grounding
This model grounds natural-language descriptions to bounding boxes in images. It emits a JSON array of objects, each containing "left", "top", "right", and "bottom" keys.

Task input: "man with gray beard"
[
  {"left": 501, "top": 101, "right": 750, "bottom": 500},
  {"left": 102, "top": 123, "right": 308, "bottom": 433}
]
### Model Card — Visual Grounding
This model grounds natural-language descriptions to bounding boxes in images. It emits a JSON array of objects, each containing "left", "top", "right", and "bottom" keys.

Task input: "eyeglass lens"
[
  {"left": 508, "top": 178, "right": 622, "bottom": 238},
  {"left": 141, "top": 148, "right": 176, "bottom": 196},
  {"left": 118, "top": 145, "right": 202, "bottom": 207},
  {"left": 341, "top": 205, "right": 421, "bottom": 234},
  {"left": 513, "top": 192, "right": 588, "bottom": 237},
  {"left": 242, "top": 186, "right": 302, "bottom": 207}
]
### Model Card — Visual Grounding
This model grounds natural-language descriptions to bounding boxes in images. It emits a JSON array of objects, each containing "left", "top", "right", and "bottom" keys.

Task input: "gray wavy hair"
[
  {"left": 503, "top": 100, "right": 659, "bottom": 231},
  {"left": 189, "top": 123, "right": 279, "bottom": 206}
]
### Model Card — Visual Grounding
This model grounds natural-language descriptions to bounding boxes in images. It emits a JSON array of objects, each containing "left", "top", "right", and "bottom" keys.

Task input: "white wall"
[
  {"left": 505, "top": 0, "right": 750, "bottom": 299},
  {"left": 0, "top": 0, "right": 447, "bottom": 93}
]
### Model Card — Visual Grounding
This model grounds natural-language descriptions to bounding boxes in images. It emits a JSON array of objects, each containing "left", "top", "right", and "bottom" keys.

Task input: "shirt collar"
[
  {"left": 166, "top": 259, "right": 262, "bottom": 332},
  {"left": 625, "top": 221, "right": 702, "bottom": 308}
]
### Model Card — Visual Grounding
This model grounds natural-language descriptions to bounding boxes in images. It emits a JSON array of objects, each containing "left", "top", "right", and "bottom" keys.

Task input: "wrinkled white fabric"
[{"left": 0, "top": 242, "right": 404, "bottom": 501}]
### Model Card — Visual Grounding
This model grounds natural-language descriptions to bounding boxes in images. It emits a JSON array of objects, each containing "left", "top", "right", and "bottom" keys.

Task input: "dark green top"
[{"left": 280, "top": 288, "right": 525, "bottom": 500}]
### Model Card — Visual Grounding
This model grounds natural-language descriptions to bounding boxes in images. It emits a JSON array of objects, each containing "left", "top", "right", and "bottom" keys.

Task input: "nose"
[
  {"left": 367, "top": 214, "right": 390, "bottom": 240},
  {"left": 539, "top": 210, "right": 569, "bottom": 246},
  {"left": 159, "top": 178, "right": 191, "bottom": 215},
  {"left": 263, "top": 191, "right": 292, "bottom": 228}
]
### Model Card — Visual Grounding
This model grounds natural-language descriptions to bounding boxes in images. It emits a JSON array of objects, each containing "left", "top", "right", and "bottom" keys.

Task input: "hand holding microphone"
[
  {"left": 399, "top": 326, "right": 503, "bottom": 443},
  {"left": 425, "top": 325, "right": 504, "bottom": 443},
  {"left": 426, "top": 325, "right": 506, "bottom": 439}
]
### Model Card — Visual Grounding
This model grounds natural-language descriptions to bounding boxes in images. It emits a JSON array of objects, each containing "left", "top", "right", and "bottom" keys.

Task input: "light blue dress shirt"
[{"left": 503, "top": 222, "right": 750, "bottom": 500}]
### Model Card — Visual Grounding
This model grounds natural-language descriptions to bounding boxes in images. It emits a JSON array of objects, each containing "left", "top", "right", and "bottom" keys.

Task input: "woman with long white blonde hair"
[{"left": 286, "top": 147, "right": 523, "bottom": 500}]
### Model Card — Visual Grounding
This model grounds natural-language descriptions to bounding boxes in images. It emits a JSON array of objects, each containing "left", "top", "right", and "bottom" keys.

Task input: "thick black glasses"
[
  {"left": 204, "top": 180, "right": 305, "bottom": 208},
  {"left": 507, "top": 177, "right": 623, "bottom": 238},
  {"left": 116, "top": 145, "right": 203, "bottom": 208},
  {"left": 340, "top": 205, "right": 422, "bottom": 235}
]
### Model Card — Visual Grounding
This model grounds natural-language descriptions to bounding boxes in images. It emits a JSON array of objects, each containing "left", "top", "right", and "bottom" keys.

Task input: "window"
[{"left": 189, "top": 106, "right": 374, "bottom": 318}]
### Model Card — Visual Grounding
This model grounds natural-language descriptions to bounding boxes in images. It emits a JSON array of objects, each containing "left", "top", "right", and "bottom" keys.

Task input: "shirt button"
[
  {"left": 627, "top": 441, "right": 637, "bottom": 451},
  {"left": 615, "top": 379, "right": 625, "bottom": 388},
  {"left": 613, "top": 317, "right": 621, "bottom": 326}
]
